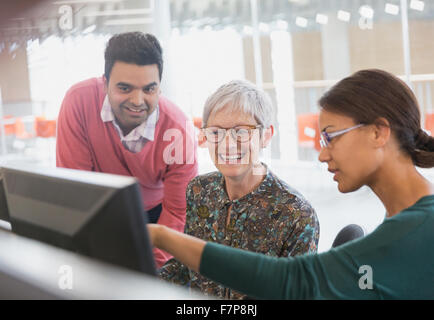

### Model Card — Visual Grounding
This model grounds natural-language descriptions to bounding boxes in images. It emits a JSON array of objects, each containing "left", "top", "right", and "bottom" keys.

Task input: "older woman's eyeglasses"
[
  {"left": 202, "top": 125, "right": 262, "bottom": 143},
  {"left": 320, "top": 124, "right": 365, "bottom": 148}
]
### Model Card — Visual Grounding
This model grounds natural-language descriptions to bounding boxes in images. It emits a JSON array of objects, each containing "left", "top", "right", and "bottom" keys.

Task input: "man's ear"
[
  {"left": 261, "top": 125, "right": 274, "bottom": 148},
  {"left": 103, "top": 76, "right": 108, "bottom": 92},
  {"left": 372, "top": 117, "right": 391, "bottom": 148}
]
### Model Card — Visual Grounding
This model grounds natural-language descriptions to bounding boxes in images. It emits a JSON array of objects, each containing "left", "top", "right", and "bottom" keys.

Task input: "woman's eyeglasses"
[
  {"left": 201, "top": 125, "right": 262, "bottom": 143},
  {"left": 320, "top": 124, "right": 365, "bottom": 148}
]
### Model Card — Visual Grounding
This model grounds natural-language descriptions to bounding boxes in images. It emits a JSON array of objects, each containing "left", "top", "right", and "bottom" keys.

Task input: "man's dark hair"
[{"left": 104, "top": 32, "right": 163, "bottom": 81}]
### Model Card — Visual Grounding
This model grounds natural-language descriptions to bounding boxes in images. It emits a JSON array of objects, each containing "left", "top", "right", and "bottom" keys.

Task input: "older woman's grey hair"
[{"left": 202, "top": 80, "right": 274, "bottom": 129}]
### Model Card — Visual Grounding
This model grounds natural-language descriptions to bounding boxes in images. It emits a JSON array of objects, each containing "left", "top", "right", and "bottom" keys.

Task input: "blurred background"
[{"left": 1, "top": 0, "right": 433, "bottom": 251}]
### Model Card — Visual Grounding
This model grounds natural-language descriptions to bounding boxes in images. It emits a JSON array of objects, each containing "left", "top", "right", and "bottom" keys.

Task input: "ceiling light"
[
  {"left": 359, "top": 5, "right": 374, "bottom": 19},
  {"left": 410, "top": 0, "right": 425, "bottom": 11},
  {"left": 316, "top": 14, "right": 328, "bottom": 25},
  {"left": 295, "top": 16, "right": 308, "bottom": 28},
  {"left": 385, "top": 3, "right": 399, "bottom": 15},
  {"left": 337, "top": 10, "right": 351, "bottom": 22}
]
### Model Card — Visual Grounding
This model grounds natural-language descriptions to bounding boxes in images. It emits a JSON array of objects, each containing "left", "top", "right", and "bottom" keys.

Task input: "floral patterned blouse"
[{"left": 159, "top": 165, "right": 320, "bottom": 299}]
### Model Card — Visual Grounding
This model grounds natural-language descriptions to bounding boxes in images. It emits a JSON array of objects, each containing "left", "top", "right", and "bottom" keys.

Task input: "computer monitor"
[
  {"left": 0, "top": 164, "right": 157, "bottom": 276},
  {"left": 0, "top": 177, "right": 10, "bottom": 223}
]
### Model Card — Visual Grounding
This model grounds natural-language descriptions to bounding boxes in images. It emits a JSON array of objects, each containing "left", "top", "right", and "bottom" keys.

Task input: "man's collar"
[
  {"left": 100, "top": 95, "right": 159, "bottom": 141},
  {"left": 101, "top": 95, "right": 115, "bottom": 122}
]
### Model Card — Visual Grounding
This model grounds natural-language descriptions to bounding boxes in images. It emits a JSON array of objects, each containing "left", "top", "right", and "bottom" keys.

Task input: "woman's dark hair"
[
  {"left": 104, "top": 32, "right": 163, "bottom": 82},
  {"left": 319, "top": 69, "right": 434, "bottom": 168}
]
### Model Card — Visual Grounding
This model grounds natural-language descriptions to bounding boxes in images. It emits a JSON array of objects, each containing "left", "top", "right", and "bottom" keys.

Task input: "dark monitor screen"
[
  {"left": 1, "top": 164, "right": 156, "bottom": 276},
  {"left": 0, "top": 178, "right": 10, "bottom": 223}
]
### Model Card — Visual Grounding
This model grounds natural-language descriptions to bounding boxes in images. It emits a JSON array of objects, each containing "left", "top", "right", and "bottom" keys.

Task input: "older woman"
[
  {"left": 151, "top": 70, "right": 434, "bottom": 299},
  {"left": 159, "top": 80, "right": 319, "bottom": 299}
]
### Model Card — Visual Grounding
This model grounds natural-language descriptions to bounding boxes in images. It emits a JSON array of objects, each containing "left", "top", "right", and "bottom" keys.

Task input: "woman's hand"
[{"left": 146, "top": 223, "right": 206, "bottom": 273}]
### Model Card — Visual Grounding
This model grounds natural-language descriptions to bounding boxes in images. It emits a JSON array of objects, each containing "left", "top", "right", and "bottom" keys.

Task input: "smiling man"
[{"left": 56, "top": 32, "right": 198, "bottom": 268}]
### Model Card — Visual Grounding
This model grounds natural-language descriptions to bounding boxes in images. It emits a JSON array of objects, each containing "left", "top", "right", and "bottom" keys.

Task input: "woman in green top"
[{"left": 148, "top": 69, "right": 434, "bottom": 299}]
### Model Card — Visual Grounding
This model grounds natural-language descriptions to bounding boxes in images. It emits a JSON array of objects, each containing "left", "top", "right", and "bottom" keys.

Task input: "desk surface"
[{"left": 0, "top": 226, "right": 207, "bottom": 299}]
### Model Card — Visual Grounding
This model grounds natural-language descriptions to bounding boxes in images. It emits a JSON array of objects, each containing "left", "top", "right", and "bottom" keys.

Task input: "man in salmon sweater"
[{"left": 56, "top": 32, "right": 198, "bottom": 268}]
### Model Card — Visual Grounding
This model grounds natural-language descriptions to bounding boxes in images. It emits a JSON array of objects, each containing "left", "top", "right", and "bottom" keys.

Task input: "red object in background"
[
  {"left": 425, "top": 113, "right": 434, "bottom": 136},
  {"left": 15, "top": 118, "right": 33, "bottom": 139},
  {"left": 3, "top": 115, "right": 16, "bottom": 135},
  {"left": 2, "top": 116, "right": 33, "bottom": 139},
  {"left": 297, "top": 113, "right": 321, "bottom": 152},
  {"left": 35, "top": 116, "right": 57, "bottom": 137},
  {"left": 192, "top": 117, "right": 207, "bottom": 147},
  {"left": 193, "top": 117, "right": 202, "bottom": 129}
]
